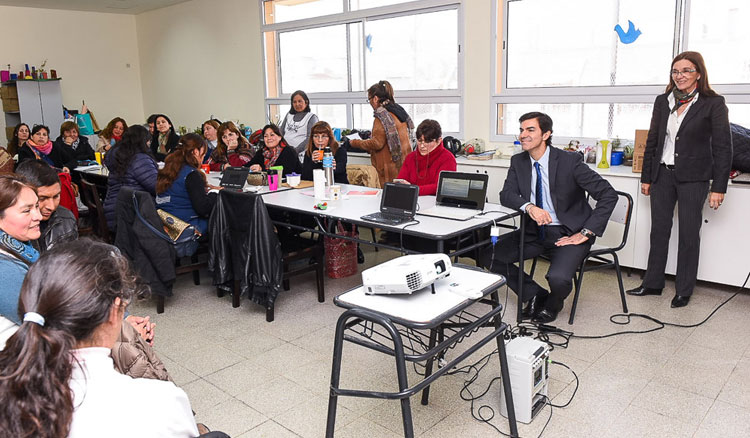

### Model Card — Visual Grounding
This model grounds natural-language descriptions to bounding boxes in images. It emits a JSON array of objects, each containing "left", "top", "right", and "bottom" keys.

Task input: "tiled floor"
[{"left": 129, "top": 244, "right": 750, "bottom": 438}]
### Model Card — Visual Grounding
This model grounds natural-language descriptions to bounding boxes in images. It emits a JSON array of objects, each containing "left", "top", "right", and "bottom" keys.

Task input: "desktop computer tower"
[{"left": 499, "top": 337, "right": 551, "bottom": 423}]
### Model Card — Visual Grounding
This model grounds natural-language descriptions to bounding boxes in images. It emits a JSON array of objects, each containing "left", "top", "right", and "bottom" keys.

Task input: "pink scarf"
[{"left": 29, "top": 140, "right": 53, "bottom": 156}]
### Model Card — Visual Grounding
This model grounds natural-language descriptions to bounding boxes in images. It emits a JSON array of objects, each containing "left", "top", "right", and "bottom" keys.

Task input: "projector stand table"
[{"left": 326, "top": 267, "right": 519, "bottom": 437}]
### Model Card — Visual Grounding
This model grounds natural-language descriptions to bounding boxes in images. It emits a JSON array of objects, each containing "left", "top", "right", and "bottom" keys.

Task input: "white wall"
[
  {"left": 0, "top": 5, "right": 143, "bottom": 145},
  {"left": 135, "top": 0, "right": 267, "bottom": 133}
]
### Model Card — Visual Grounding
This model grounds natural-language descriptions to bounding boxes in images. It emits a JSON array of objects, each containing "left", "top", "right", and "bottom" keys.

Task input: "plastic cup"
[
  {"left": 268, "top": 174, "right": 279, "bottom": 191},
  {"left": 95, "top": 152, "right": 102, "bottom": 165},
  {"left": 201, "top": 164, "right": 210, "bottom": 174}
]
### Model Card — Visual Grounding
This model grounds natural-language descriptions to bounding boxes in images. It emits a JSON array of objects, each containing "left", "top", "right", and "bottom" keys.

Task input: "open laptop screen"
[
  {"left": 381, "top": 182, "right": 419, "bottom": 215},
  {"left": 436, "top": 171, "right": 487, "bottom": 209}
]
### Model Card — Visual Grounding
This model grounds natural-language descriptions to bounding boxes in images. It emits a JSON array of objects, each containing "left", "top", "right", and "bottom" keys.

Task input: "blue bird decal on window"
[{"left": 614, "top": 20, "right": 642, "bottom": 44}]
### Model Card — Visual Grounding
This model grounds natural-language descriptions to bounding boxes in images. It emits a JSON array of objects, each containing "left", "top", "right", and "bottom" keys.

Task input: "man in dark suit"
[{"left": 485, "top": 112, "right": 617, "bottom": 323}]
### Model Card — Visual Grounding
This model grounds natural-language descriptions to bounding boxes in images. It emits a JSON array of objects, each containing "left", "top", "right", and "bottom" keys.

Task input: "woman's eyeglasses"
[{"left": 670, "top": 68, "right": 697, "bottom": 77}]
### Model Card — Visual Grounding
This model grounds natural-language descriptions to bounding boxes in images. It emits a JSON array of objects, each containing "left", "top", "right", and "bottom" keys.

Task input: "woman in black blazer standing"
[{"left": 627, "top": 51, "right": 732, "bottom": 308}]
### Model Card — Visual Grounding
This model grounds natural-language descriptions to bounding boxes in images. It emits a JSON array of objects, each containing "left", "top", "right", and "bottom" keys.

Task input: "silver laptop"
[{"left": 418, "top": 171, "right": 488, "bottom": 221}]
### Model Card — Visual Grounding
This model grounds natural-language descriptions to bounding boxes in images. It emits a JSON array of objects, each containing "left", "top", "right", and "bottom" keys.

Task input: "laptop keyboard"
[{"left": 363, "top": 212, "right": 409, "bottom": 225}]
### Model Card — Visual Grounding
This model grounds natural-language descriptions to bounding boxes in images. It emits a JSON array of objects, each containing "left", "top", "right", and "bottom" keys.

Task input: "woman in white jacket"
[{"left": 280, "top": 90, "right": 319, "bottom": 154}]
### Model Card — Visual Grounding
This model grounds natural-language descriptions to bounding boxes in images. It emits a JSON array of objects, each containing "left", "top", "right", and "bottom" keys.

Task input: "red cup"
[{"left": 201, "top": 164, "right": 210, "bottom": 174}]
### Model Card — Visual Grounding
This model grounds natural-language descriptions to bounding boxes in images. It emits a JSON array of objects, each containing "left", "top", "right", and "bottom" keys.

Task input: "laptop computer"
[
  {"left": 219, "top": 167, "right": 250, "bottom": 191},
  {"left": 361, "top": 182, "right": 419, "bottom": 226},
  {"left": 418, "top": 171, "right": 488, "bottom": 221}
]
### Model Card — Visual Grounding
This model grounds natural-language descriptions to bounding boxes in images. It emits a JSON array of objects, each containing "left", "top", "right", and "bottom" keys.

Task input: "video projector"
[{"left": 362, "top": 254, "right": 452, "bottom": 295}]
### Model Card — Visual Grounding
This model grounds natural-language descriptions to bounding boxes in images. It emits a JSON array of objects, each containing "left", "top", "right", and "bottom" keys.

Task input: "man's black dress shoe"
[
  {"left": 533, "top": 309, "right": 558, "bottom": 324},
  {"left": 671, "top": 295, "right": 690, "bottom": 308},
  {"left": 626, "top": 285, "right": 663, "bottom": 296}
]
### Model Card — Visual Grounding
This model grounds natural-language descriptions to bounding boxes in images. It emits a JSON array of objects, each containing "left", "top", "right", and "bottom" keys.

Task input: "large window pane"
[
  {"left": 500, "top": 103, "right": 653, "bottom": 141},
  {"left": 279, "top": 25, "right": 348, "bottom": 93},
  {"left": 687, "top": 0, "right": 750, "bottom": 84},
  {"left": 728, "top": 105, "right": 750, "bottom": 127},
  {"left": 506, "top": 0, "right": 675, "bottom": 88},
  {"left": 365, "top": 9, "right": 458, "bottom": 90},
  {"left": 264, "top": 0, "right": 343, "bottom": 24}
]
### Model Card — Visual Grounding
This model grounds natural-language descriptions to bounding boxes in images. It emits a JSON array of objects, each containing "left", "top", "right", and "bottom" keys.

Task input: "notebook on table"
[
  {"left": 361, "top": 182, "right": 419, "bottom": 226},
  {"left": 418, "top": 171, "right": 488, "bottom": 221},
  {"left": 219, "top": 167, "right": 250, "bottom": 191}
]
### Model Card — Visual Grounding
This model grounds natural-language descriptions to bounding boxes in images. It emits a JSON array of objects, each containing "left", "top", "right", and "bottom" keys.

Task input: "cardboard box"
[
  {"left": 5, "top": 127, "right": 15, "bottom": 141},
  {"left": 632, "top": 129, "right": 648, "bottom": 173},
  {"left": 2, "top": 97, "right": 19, "bottom": 112},
  {"left": 0, "top": 85, "right": 18, "bottom": 100}
]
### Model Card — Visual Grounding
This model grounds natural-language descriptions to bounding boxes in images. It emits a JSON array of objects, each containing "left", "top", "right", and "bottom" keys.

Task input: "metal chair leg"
[
  {"left": 613, "top": 254, "right": 628, "bottom": 313},
  {"left": 567, "top": 258, "right": 588, "bottom": 325}
]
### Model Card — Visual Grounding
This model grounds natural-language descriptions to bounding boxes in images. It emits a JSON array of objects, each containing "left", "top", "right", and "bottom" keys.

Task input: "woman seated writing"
[
  {"left": 0, "top": 240, "right": 203, "bottom": 437},
  {"left": 247, "top": 124, "right": 301, "bottom": 176},
  {"left": 301, "top": 121, "right": 348, "bottom": 184},
  {"left": 207, "top": 121, "right": 253, "bottom": 171},
  {"left": 156, "top": 134, "right": 221, "bottom": 236},
  {"left": 395, "top": 119, "right": 456, "bottom": 195}
]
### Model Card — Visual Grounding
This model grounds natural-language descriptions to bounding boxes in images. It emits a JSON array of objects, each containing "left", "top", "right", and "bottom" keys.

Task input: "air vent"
[{"left": 406, "top": 272, "right": 422, "bottom": 291}]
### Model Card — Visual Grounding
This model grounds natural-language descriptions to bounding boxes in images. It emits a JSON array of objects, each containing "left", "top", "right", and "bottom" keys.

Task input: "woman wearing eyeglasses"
[
  {"left": 627, "top": 51, "right": 731, "bottom": 309},
  {"left": 349, "top": 80, "right": 414, "bottom": 187},
  {"left": 394, "top": 119, "right": 456, "bottom": 195},
  {"left": 301, "top": 121, "right": 348, "bottom": 184}
]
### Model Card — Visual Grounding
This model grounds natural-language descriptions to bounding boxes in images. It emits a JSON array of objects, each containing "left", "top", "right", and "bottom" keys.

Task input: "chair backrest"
[
  {"left": 588, "top": 190, "right": 633, "bottom": 252},
  {"left": 346, "top": 164, "right": 381, "bottom": 188},
  {"left": 80, "top": 178, "right": 110, "bottom": 242}
]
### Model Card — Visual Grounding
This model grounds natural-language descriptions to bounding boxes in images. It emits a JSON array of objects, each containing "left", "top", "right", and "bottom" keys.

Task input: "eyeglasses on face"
[
  {"left": 417, "top": 138, "right": 437, "bottom": 145},
  {"left": 671, "top": 68, "right": 697, "bottom": 77}
]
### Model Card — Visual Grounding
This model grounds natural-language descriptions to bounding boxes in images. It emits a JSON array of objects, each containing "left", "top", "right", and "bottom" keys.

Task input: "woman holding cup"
[
  {"left": 247, "top": 124, "right": 301, "bottom": 177},
  {"left": 301, "top": 121, "right": 348, "bottom": 184}
]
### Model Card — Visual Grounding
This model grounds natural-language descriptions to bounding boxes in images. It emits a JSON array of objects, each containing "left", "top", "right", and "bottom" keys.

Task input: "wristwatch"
[{"left": 580, "top": 228, "right": 595, "bottom": 239}]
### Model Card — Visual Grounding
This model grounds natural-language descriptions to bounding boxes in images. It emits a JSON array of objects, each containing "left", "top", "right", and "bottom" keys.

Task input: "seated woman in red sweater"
[
  {"left": 395, "top": 119, "right": 456, "bottom": 195},
  {"left": 207, "top": 121, "right": 253, "bottom": 171}
]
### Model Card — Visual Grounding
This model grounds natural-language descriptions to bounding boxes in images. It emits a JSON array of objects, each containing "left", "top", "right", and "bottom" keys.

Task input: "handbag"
[
  {"left": 247, "top": 171, "right": 268, "bottom": 186},
  {"left": 324, "top": 221, "right": 358, "bottom": 278},
  {"left": 156, "top": 209, "right": 201, "bottom": 257},
  {"left": 76, "top": 113, "right": 95, "bottom": 135}
]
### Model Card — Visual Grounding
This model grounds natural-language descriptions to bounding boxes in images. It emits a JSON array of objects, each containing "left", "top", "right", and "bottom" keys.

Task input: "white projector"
[{"left": 362, "top": 254, "right": 452, "bottom": 295}]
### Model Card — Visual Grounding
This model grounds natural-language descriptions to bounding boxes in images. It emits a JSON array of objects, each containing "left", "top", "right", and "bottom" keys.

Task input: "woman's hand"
[
  {"left": 312, "top": 150, "right": 323, "bottom": 162},
  {"left": 708, "top": 192, "right": 724, "bottom": 210},
  {"left": 249, "top": 164, "right": 262, "bottom": 172},
  {"left": 641, "top": 183, "right": 651, "bottom": 196},
  {"left": 63, "top": 136, "right": 74, "bottom": 145},
  {"left": 208, "top": 184, "right": 223, "bottom": 191},
  {"left": 62, "top": 167, "right": 70, "bottom": 173}
]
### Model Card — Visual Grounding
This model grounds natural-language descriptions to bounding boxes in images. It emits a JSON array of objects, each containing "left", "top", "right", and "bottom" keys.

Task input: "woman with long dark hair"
[
  {"left": 247, "top": 124, "right": 301, "bottom": 176},
  {"left": 207, "top": 121, "right": 253, "bottom": 171},
  {"left": 349, "top": 80, "right": 414, "bottom": 187},
  {"left": 6, "top": 122, "right": 30, "bottom": 157},
  {"left": 0, "top": 240, "right": 200, "bottom": 438},
  {"left": 627, "top": 51, "right": 732, "bottom": 308},
  {"left": 280, "top": 90, "right": 319, "bottom": 154},
  {"left": 96, "top": 117, "right": 128, "bottom": 153},
  {"left": 17, "top": 124, "right": 75, "bottom": 173},
  {"left": 103, "top": 125, "right": 158, "bottom": 229},
  {"left": 150, "top": 114, "right": 180, "bottom": 161},
  {"left": 156, "top": 134, "right": 221, "bottom": 235},
  {"left": 0, "top": 175, "right": 42, "bottom": 324}
]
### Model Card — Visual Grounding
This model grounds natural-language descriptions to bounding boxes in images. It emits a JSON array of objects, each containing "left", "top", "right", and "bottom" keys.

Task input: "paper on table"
[
  {"left": 347, "top": 190, "right": 378, "bottom": 196},
  {"left": 346, "top": 133, "right": 362, "bottom": 141},
  {"left": 76, "top": 164, "right": 102, "bottom": 171}
]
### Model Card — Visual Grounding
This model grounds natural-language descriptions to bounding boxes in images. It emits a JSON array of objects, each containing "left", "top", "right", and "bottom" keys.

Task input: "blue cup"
[
  {"left": 333, "top": 128, "right": 342, "bottom": 142},
  {"left": 610, "top": 151, "right": 624, "bottom": 166}
]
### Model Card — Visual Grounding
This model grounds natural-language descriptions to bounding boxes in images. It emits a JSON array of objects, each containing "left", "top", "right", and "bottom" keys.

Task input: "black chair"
[
  {"left": 530, "top": 190, "right": 632, "bottom": 324},
  {"left": 80, "top": 178, "right": 111, "bottom": 243},
  {"left": 210, "top": 190, "right": 325, "bottom": 322}
]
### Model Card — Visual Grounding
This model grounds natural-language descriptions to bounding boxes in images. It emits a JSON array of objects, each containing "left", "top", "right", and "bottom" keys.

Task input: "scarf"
[
  {"left": 262, "top": 145, "right": 283, "bottom": 169},
  {"left": 671, "top": 87, "right": 698, "bottom": 114},
  {"left": 0, "top": 230, "right": 39, "bottom": 266},
  {"left": 30, "top": 139, "right": 53, "bottom": 156},
  {"left": 113, "top": 134, "right": 122, "bottom": 142},
  {"left": 70, "top": 138, "right": 81, "bottom": 150},
  {"left": 374, "top": 106, "right": 407, "bottom": 163},
  {"left": 158, "top": 132, "right": 168, "bottom": 154}
]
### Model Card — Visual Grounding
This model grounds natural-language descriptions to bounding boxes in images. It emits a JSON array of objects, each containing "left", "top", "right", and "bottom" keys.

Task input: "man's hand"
[
  {"left": 708, "top": 192, "right": 724, "bottom": 210},
  {"left": 641, "top": 183, "right": 651, "bottom": 196},
  {"left": 527, "top": 205, "right": 552, "bottom": 226},
  {"left": 555, "top": 233, "right": 589, "bottom": 246}
]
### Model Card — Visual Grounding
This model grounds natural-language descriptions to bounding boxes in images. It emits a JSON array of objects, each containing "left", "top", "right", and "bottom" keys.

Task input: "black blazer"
[
  {"left": 641, "top": 93, "right": 732, "bottom": 193},
  {"left": 500, "top": 146, "right": 617, "bottom": 237}
]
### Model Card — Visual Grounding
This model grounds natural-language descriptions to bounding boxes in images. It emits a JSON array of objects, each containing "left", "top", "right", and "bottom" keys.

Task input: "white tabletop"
[
  {"left": 260, "top": 184, "right": 518, "bottom": 239},
  {"left": 335, "top": 266, "right": 505, "bottom": 325},
  {"left": 76, "top": 164, "right": 109, "bottom": 177}
]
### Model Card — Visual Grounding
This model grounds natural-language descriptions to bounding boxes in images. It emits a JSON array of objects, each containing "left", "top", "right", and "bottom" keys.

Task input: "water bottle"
[
  {"left": 513, "top": 140, "right": 522, "bottom": 155},
  {"left": 323, "top": 146, "right": 333, "bottom": 187}
]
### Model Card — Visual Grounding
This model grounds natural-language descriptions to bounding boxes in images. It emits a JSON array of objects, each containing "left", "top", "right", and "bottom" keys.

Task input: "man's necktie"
[{"left": 534, "top": 162, "right": 545, "bottom": 241}]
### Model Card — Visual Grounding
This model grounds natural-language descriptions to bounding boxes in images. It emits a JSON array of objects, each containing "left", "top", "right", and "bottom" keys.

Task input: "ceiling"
[{"left": 0, "top": 0, "right": 192, "bottom": 14}]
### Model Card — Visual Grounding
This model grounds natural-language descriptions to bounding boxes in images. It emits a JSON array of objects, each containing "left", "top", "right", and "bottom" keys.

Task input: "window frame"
[
  {"left": 490, "top": 0, "right": 750, "bottom": 143},
  {"left": 260, "top": 0, "right": 464, "bottom": 138}
]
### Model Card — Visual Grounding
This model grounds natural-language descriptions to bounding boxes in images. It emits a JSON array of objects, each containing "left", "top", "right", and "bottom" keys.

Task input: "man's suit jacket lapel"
[
  {"left": 518, "top": 152, "right": 531, "bottom": 202},
  {"left": 548, "top": 146, "right": 560, "bottom": 212}
]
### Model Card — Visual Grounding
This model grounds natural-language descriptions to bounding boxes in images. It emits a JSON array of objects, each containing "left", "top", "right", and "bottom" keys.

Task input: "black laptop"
[
  {"left": 418, "top": 171, "right": 488, "bottom": 220},
  {"left": 219, "top": 167, "right": 250, "bottom": 191},
  {"left": 361, "top": 182, "right": 419, "bottom": 226}
]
